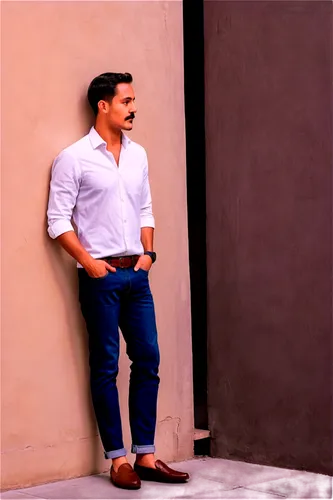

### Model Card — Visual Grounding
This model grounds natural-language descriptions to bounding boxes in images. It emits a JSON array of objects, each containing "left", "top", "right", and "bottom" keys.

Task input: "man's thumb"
[{"left": 106, "top": 263, "right": 116, "bottom": 273}]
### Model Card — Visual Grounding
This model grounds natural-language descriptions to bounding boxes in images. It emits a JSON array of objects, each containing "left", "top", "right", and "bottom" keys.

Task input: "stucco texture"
[{"left": 1, "top": 1, "right": 193, "bottom": 490}]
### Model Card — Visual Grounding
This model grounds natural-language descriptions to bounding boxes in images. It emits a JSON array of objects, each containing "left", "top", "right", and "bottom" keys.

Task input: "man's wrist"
[{"left": 80, "top": 254, "right": 95, "bottom": 270}]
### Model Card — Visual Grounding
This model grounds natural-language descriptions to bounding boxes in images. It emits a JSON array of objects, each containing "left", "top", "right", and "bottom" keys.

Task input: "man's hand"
[
  {"left": 134, "top": 255, "right": 153, "bottom": 272},
  {"left": 84, "top": 258, "right": 116, "bottom": 278},
  {"left": 56, "top": 232, "right": 117, "bottom": 278}
]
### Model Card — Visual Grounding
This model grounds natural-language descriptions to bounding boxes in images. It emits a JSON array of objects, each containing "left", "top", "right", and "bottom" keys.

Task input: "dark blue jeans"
[{"left": 78, "top": 266, "right": 160, "bottom": 459}]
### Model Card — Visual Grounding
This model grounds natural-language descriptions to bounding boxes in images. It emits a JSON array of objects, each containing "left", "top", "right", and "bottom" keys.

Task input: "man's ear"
[{"left": 97, "top": 100, "right": 109, "bottom": 114}]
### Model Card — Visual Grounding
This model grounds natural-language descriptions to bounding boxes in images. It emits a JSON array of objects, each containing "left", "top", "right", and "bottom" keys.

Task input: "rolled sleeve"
[
  {"left": 47, "top": 150, "right": 81, "bottom": 239},
  {"left": 47, "top": 219, "right": 75, "bottom": 239},
  {"left": 140, "top": 154, "right": 155, "bottom": 229},
  {"left": 140, "top": 212, "right": 155, "bottom": 228}
]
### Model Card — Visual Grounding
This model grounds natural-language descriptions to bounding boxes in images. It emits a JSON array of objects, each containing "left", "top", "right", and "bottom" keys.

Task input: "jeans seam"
[{"left": 131, "top": 444, "right": 155, "bottom": 453}]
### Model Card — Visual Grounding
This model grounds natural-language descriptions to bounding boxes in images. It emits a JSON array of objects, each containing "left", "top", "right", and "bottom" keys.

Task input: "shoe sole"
[
  {"left": 134, "top": 472, "right": 189, "bottom": 483},
  {"left": 110, "top": 478, "right": 141, "bottom": 490}
]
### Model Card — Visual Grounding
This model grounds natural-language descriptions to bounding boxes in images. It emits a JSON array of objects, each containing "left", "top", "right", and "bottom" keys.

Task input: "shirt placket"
[
  {"left": 118, "top": 173, "right": 128, "bottom": 254},
  {"left": 105, "top": 148, "right": 128, "bottom": 255}
]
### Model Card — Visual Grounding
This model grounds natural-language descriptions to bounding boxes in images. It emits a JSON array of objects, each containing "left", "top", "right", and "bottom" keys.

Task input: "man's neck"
[{"left": 94, "top": 123, "right": 122, "bottom": 149}]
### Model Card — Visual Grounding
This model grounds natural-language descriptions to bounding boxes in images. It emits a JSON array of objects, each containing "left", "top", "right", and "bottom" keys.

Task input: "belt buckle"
[{"left": 119, "top": 256, "right": 125, "bottom": 268}]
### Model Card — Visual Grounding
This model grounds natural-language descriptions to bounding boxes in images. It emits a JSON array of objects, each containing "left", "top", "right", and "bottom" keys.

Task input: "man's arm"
[
  {"left": 56, "top": 231, "right": 115, "bottom": 276},
  {"left": 141, "top": 227, "right": 154, "bottom": 252},
  {"left": 47, "top": 151, "right": 115, "bottom": 277},
  {"left": 134, "top": 227, "right": 155, "bottom": 272},
  {"left": 134, "top": 153, "right": 155, "bottom": 272}
]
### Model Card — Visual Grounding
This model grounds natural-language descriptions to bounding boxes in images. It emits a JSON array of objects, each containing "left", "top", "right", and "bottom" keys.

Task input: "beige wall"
[{"left": 1, "top": 1, "right": 193, "bottom": 490}]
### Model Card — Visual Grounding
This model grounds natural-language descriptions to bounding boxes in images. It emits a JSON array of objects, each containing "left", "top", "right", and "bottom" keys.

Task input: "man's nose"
[{"left": 130, "top": 103, "right": 137, "bottom": 114}]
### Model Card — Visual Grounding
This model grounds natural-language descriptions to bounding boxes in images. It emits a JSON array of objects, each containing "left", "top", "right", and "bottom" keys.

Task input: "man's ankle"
[
  {"left": 135, "top": 453, "right": 156, "bottom": 468},
  {"left": 112, "top": 455, "right": 128, "bottom": 473}
]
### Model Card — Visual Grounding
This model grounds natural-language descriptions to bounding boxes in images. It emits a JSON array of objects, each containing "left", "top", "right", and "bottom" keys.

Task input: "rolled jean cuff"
[
  {"left": 104, "top": 447, "right": 127, "bottom": 459},
  {"left": 131, "top": 444, "right": 156, "bottom": 454}
]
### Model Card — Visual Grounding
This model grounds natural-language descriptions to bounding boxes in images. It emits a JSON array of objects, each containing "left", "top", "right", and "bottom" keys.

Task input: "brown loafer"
[
  {"left": 110, "top": 463, "right": 141, "bottom": 490},
  {"left": 134, "top": 459, "right": 190, "bottom": 483}
]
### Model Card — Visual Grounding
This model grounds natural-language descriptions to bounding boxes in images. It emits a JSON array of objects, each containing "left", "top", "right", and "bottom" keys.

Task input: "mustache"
[{"left": 125, "top": 113, "right": 135, "bottom": 121}]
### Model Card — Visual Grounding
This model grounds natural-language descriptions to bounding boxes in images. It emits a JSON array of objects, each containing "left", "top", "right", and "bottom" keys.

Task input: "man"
[{"left": 47, "top": 72, "right": 190, "bottom": 490}]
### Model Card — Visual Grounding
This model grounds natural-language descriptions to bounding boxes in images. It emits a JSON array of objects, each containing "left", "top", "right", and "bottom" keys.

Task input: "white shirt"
[{"left": 47, "top": 127, "right": 155, "bottom": 267}]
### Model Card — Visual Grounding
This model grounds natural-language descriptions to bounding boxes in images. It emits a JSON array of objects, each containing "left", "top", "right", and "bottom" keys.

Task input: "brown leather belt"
[{"left": 101, "top": 255, "right": 140, "bottom": 268}]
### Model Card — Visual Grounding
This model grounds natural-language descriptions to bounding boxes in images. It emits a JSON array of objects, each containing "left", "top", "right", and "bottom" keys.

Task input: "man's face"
[{"left": 101, "top": 83, "right": 137, "bottom": 131}]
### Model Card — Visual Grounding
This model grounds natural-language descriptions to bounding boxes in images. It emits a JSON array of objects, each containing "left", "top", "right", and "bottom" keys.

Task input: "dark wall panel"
[
  {"left": 183, "top": 0, "right": 208, "bottom": 432},
  {"left": 205, "top": 1, "right": 332, "bottom": 474}
]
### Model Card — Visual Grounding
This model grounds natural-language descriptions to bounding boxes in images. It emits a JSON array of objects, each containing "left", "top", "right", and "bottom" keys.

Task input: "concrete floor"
[{"left": 1, "top": 458, "right": 332, "bottom": 500}]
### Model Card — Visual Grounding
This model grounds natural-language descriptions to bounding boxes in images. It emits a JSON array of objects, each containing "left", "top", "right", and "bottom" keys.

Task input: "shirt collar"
[
  {"left": 89, "top": 126, "right": 131, "bottom": 150},
  {"left": 121, "top": 133, "right": 131, "bottom": 149}
]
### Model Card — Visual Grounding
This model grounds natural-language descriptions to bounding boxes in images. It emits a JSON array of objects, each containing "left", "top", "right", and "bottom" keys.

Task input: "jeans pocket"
[
  {"left": 138, "top": 268, "right": 149, "bottom": 275},
  {"left": 89, "top": 271, "right": 110, "bottom": 280}
]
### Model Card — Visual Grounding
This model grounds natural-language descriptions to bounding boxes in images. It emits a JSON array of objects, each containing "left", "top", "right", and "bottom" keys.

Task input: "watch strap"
[{"left": 144, "top": 251, "right": 156, "bottom": 263}]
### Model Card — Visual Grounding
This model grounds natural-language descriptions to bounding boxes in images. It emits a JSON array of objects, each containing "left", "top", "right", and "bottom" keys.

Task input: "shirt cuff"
[
  {"left": 140, "top": 215, "right": 155, "bottom": 228},
  {"left": 48, "top": 219, "right": 75, "bottom": 239}
]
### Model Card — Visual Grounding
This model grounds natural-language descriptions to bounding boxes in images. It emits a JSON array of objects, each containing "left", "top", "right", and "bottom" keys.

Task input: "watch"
[{"left": 144, "top": 251, "right": 157, "bottom": 263}]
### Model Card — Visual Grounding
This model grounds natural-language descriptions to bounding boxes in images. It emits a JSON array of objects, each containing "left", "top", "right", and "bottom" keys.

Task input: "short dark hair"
[{"left": 87, "top": 72, "right": 133, "bottom": 116}]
